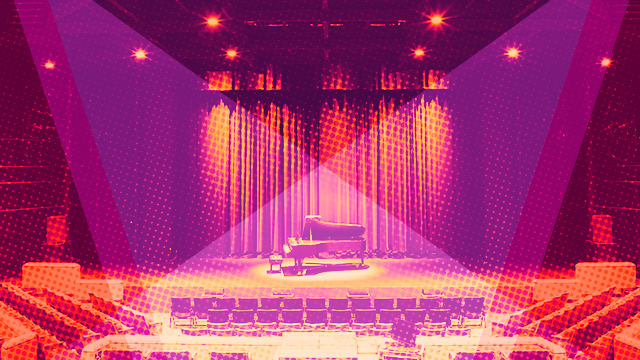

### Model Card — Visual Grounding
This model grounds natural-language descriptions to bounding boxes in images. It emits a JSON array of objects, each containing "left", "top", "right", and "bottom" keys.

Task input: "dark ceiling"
[{"left": 94, "top": 0, "right": 549, "bottom": 86}]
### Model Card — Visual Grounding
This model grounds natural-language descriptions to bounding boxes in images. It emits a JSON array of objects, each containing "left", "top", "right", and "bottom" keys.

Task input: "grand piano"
[{"left": 283, "top": 216, "right": 367, "bottom": 276}]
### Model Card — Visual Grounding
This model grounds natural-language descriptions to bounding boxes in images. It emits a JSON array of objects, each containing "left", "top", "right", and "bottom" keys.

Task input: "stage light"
[
  {"left": 44, "top": 61, "right": 55, "bottom": 69},
  {"left": 430, "top": 15, "right": 443, "bottom": 25},
  {"left": 601, "top": 58, "right": 611, "bottom": 67},
  {"left": 133, "top": 49, "right": 147, "bottom": 60},
  {"left": 206, "top": 17, "right": 219, "bottom": 27},
  {"left": 506, "top": 47, "right": 520, "bottom": 59},
  {"left": 226, "top": 49, "right": 237, "bottom": 58},
  {"left": 414, "top": 49, "right": 425, "bottom": 57}
]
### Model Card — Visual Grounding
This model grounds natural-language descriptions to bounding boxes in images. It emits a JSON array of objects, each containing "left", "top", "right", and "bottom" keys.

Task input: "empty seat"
[
  {"left": 405, "top": 309, "right": 427, "bottom": 324},
  {"left": 379, "top": 309, "right": 402, "bottom": 324},
  {"left": 354, "top": 309, "right": 376, "bottom": 326},
  {"left": 231, "top": 310, "right": 254, "bottom": 325},
  {"left": 330, "top": 309, "right": 352, "bottom": 324},
  {"left": 237, "top": 298, "right": 259, "bottom": 311},
  {"left": 442, "top": 297, "right": 463, "bottom": 314},
  {"left": 281, "top": 309, "right": 303, "bottom": 324},
  {"left": 429, "top": 309, "right": 452, "bottom": 326},
  {"left": 193, "top": 297, "right": 215, "bottom": 323},
  {"left": 306, "top": 298, "right": 326, "bottom": 310},
  {"left": 148, "top": 351, "right": 190, "bottom": 360},
  {"left": 282, "top": 298, "right": 303, "bottom": 310},
  {"left": 397, "top": 298, "right": 417, "bottom": 311},
  {"left": 420, "top": 296, "right": 442, "bottom": 310},
  {"left": 256, "top": 309, "right": 279, "bottom": 325},
  {"left": 215, "top": 298, "right": 236, "bottom": 311},
  {"left": 260, "top": 298, "right": 282, "bottom": 310},
  {"left": 101, "top": 350, "right": 143, "bottom": 360},
  {"left": 504, "top": 351, "right": 550, "bottom": 360},
  {"left": 452, "top": 351, "right": 495, "bottom": 360},
  {"left": 208, "top": 309, "right": 230, "bottom": 326},
  {"left": 351, "top": 297, "right": 372, "bottom": 310},
  {"left": 306, "top": 309, "right": 327, "bottom": 325},
  {"left": 446, "top": 325, "right": 471, "bottom": 337},
  {"left": 329, "top": 298, "right": 349, "bottom": 310},
  {"left": 374, "top": 298, "right": 395, "bottom": 310},
  {"left": 211, "top": 353, "right": 249, "bottom": 360},
  {"left": 170, "top": 297, "right": 192, "bottom": 327}
]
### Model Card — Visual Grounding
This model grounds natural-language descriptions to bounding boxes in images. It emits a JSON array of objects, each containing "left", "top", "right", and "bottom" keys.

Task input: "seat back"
[
  {"left": 330, "top": 309, "right": 352, "bottom": 324},
  {"left": 281, "top": 309, "right": 303, "bottom": 324},
  {"left": 306, "top": 298, "right": 326, "bottom": 310},
  {"left": 374, "top": 298, "right": 395, "bottom": 310},
  {"left": 211, "top": 353, "right": 249, "bottom": 360},
  {"left": 507, "top": 351, "right": 550, "bottom": 360},
  {"left": 397, "top": 298, "right": 417, "bottom": 310},
  {"left": 420, "top": 296, "right": 442, "bottom": 310},
  {"left": 260, "top": 298, "right": 282, "bottom": 310},
  {"left": 194, "top": 297, "right": 215, "bottom": 313},
  {"left": 328, "top": 298, "right": 349, "bottom": 310},
  {"left": 354, "top": 309, "right": 376, "bottom": 324},
  {"left": 101, "top": 350, "right": 143, "bottom": 360},
  {"left": 238, "top": 298, "right": 259, "bottom": 311},
  {"left": 463, "top": 297, "right": 485, "bottom": 314},
  {"left": 171, "top": 297, "right": 191, "bottom": 314},
  {"left": 405, "top": 309, "right": 427, "bottom": 324},
  {"left": 147, "top": 351, "right": 190, "bottom": 360},
  {"left": 306, "top": 309, "right": 327, "bottom": 324},
  {"left": 429, "top": 309, "right": 451, "bottom": 326},
  {"left": 256, "top": 309, "right": 279, "bottom": 324},
  {"left": 351, "top": 297, "right": 372, "bottom": 310},
  {"left": 215, "top": 298, "right": 236, "bottom": 311},
  {"left": 231, "top": 310, "right": 255, "bottom": 324},
  {"left": 379, "top": 309, "right": 402, "bottom": 324},
  {"left": 453, "top": 352, "right": 495, "bottom": 360},
  {"left": 443, "top": 297, "right": 463, "bottom": 313},
  {"left": 282, "top": 298, "right": 303, "bottom": 310},
  {"left": 208, "top": 309, "right": 230, "bottom": 324}
]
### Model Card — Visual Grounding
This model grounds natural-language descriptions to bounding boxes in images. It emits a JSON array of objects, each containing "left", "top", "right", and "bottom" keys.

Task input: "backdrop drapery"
[{"left": 200, "top": 95, "right": 452, "bottom": 256}]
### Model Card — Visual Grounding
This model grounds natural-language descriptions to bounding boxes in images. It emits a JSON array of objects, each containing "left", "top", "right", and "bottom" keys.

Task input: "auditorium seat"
[
  {"left": 237, "top": 298, "right": 259, "bottom": 312},
  {"left": 463, "top": 297, "right": 485, "bottom": 326},
  {"left": 260, "top": 298, "right": 282, "bottom": 310},
  {"left": 207, "top": 309, "right": 230, "bottom": 328},
  {"left": 446, "top": 325, "right": 471, "bottom": 337},
  {"left": 420, "top": 296, "right": 442, "bottom": 310},
  {"left": 421, "top": 321, "right": 446, "bottom": 337},
  {"left": 305, "top": 309, "right": 328, "bottom": 328},
  {"left": 351, "top": 297, "right": 372, "bottom": 310},
  {"left": 182, "top": 327, "right": 209, "bottom": 336},
  {"left": 281, "top": 309, "right": 303, "bottom": 325},
  {"left": 353, "top": 309, "right": 376, "bottom": 329},
  {"left": 100, "top": 350, "right": 143, "bottom": 360},
  {"left": 215, "top": 298, "right": 236, "bottom": 311},
  {"left": 282, "top": 298, "right": 303, "bottom": 310},
  {"left": 374, "top": 298, "right": 395, "bottom": 310},
  {"left": 230, "top": 310, "right": 254, "bottom": 327},
  {"left": 451, "top": 351, "right": 495, "bottom": 360},
  {"left": 379, "top": 309, "right": 402, "bottom": 325},
  {"left": 502, "top": 350, "right": 550, "bottom": 360},
  {"left": 170, "top": 297, "right": 192, "bottom": 328},
  {"left": 209, "top": 328, "right": 235, "bottom": 337},
  {"left": 147, "top": 351, "right": 190, "bottom": 360},
  {"left": 397, "top": 298, "right": 417, "bottom": 312},
  {"left": 404, "top": 309, "right": 427, "bottom": 325},
  {"left": 256, "top": 309, "right": 279, "bottom": 328},
  {"left": 193, "top": 297, "right": 215, "bottom": 326},
  {"left": 211, "top": 352, "right": 249, "bottom": 360},
  {"left": 328, "top": 298, "right": 349, "bottom": 310},
  {"left": 429, "top": 309, "right": 452, "bottom": 326},
  {"left": 329, "top": 309, "right": 352, "bottom": 329},
  {"left": 306, "top": 298, "right": 326, "bottom": 310},
  {"left": 443, "top": 297, "right": 463, "bottom": 315}
]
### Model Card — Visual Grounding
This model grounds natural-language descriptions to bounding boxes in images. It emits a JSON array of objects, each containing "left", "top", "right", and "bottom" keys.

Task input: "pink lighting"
[
  {"left": 206, "top": 17, "right": 219, "bottom": 27},
  {"left": 44, "top": 60, "right": 55, "bottom": 69},
  {"left": 132, "top": 49, "right": 147, "bottom": 60},
  {"left": 430, "top": 15, "right": 444, "bottom": 26},
  {"left": 601, "top": 58, "right": 611, "bottom": 67},
  {"left": 226, "top": 49, "right": 237, "bottom": 58},
  {"left": 506, "top": 47, "right": 521, "bottom": 59},
  {"left": 414, "top": 48, "right": 425, "bottom": 57}
]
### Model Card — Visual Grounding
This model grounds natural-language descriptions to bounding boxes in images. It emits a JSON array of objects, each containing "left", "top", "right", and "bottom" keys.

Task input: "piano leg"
[
  {"left": 359, "top": 251, "right": 365, "bottom": 268},
  {"left": 295, "top": 258, "right": 304, "bottom": 276}
]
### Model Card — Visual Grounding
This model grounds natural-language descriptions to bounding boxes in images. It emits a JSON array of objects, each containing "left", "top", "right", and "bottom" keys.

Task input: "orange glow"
[
  {"left": 430, "top": 15, "right": 444, "bottom": 25},
  {"left": 414, "top": 49, "right": 425, "bottom": 57},
  {"left": 601, "top": 58, "right": 611, "bottom": 67},
  {"left": 133, "top": 49, "right": 147, "bottom": 60},
  {"left": 226, "top": 49, "right": 237, "bottom": 58},
  {"left": 206, "top": 17, "right": 219, "bottom": 26},
  {"left": 44, "top": 61, "right": 55, "bottom": 69},
  {"left": 506, "top": 47, "right": 520, "bottom": 59}
]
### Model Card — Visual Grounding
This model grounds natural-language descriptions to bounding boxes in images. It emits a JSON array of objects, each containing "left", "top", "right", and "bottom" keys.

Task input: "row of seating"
[
  {"left": 555, "top": 288, "right": 640, "bottom": 352},
  {"left": 45, "top": 289, "right": 128, "bottom": 336},
  {"left": 0, "top": 300, "right": 62, "bottom": 350},
  {"left": 171, "top": 295, "right": 485, "bottom": 328},
  {"left": 89, "top": 293, "right": 159, "bottom": 335},
  {"left": 498, "top": 292, "right": 568, "bottom": 336},
  {"left": 0, "top": 283, "right": 98, "bottom": 347},
  {"left": 99, "top": 350, "right": 247, "bottom": 360},
  {"left": 517, "top": 286, "right": 615, "bottom": 338}
]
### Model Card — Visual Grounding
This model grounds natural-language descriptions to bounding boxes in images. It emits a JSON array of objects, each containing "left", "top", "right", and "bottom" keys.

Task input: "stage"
[{"left": 114, "top": 258, "right": 535, "bottom": 314}]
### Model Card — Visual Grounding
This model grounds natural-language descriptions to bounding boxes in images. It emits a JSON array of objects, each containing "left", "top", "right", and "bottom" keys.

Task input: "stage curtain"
[{"left": 200, "top": 95, "right": 452, "bottom": 256}]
